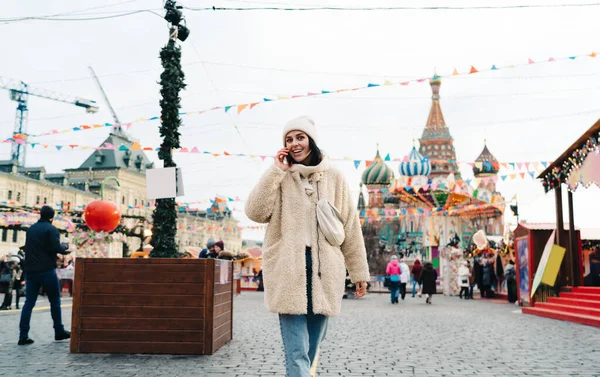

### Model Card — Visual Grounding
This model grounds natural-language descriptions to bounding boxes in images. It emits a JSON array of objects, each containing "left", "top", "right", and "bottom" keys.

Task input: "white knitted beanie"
[{"left": 282, "top": 116, "right": 318, "bottom": 146}]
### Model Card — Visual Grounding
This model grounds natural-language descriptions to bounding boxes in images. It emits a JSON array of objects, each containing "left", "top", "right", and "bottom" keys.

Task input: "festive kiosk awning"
[{"left": 539, "top": 118, "right": 600, "bottom": 192}]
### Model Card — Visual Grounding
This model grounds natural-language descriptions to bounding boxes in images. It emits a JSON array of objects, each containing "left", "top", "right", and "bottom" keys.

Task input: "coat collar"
[{"left": 289, "top": 156, "right": 330, "bottom": 179}]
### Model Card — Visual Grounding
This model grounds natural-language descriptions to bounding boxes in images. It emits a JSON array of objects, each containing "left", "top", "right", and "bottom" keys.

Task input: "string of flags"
[
  {"left": 3, "top": 138, "right": 550, "bottom": 173},
  {"left": 11, "top": 49, "right": 598, "bottom": 139}
]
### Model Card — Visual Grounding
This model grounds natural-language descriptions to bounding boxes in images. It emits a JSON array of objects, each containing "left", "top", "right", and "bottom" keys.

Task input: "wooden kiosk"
[{"left": 70, "top": 258, "right": 233, "bottom": 355}]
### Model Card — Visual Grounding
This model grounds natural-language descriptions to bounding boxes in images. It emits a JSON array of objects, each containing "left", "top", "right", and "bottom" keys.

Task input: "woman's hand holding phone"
[{"left": 275, "top": 148, "right": 291, "bottom": 171}]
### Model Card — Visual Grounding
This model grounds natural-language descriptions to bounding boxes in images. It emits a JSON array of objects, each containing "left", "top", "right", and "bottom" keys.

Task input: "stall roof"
[
  {"left": 538, "top": 118, "right": 600, "bottom": 179},
  {"left": 580, "top": 228, "right": 600, "bottom": 240}
]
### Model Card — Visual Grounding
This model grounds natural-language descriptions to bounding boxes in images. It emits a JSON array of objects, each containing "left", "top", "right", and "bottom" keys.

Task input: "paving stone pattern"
[{"left": 0, "top": 292, "right": 598, "bottom": 376}]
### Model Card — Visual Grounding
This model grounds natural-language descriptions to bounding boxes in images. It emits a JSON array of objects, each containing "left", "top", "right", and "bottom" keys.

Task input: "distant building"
[{"left": 0, "top": 130, "right": 241, "bottom": 256}]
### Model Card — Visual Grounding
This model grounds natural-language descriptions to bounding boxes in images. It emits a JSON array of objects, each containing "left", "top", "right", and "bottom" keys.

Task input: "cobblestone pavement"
[{"left": 0, "top": 292, "right": 598, "bottom": 377}]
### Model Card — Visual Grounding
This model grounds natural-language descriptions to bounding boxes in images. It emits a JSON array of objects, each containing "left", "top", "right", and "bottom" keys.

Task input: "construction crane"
[
  {"left": 0, "top": 76, "right": 99, "bottom": 167},
  {"left": 88, "top": 67, "right": 122, "bottom": 126}
]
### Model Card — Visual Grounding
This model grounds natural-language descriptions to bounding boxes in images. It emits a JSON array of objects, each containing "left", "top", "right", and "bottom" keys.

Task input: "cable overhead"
[{"left": 2, "top": 2, "right": 600, "bottom": 22}]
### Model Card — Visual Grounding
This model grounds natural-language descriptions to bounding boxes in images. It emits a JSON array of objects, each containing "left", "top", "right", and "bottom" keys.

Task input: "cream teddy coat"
[{"left": 245, "top": 157, "right": 370, "bottom": 317}]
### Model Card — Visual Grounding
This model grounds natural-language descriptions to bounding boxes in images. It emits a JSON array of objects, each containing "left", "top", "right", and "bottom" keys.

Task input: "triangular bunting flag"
[
  {"left": 416, "top": 78, "right": 427, "bottom": 82},
  {"left": 237, "top": 104, "right": 248, "bottom": 114},
  {"left": 131, "top": 142, "right": 141, "bottom": 151},
  {"left": 548, "top": 57, "right": 555, "bottom": 62},
  {"left": 491, "top": 65, "right": 498, "bottom": 70},
  {"left": 367, "top": 83, "right": 379, "bottom": 87},
  {"left": 541, "top": 161, "right": 548, "bottom": 168},
  {"left": 384, "top": 80, "right": 393, "bottom": 86},
  {"left": 590, "top": 52, "right": 597, "bottom": 58},
  {"left": 452, "top": 68, "right": 459, "bottom": 75},
  {"left": 528, "top": 58, "right": 535, "bottom": 64},
  {"left": 432, "top": 74, "right": 441, "bottom": 81},
  {"left": 501, "top": 162, "right": 508, "bottom": 169},
  {"left": 56, "top": 145, "right": 63, "bottom": 151},
  {"left": 119, "top": 145, "right": 129, "bottom": 151},
  {"left": 524, "top": 162, "right": 530, "bottom": 170},
  {"left": 510, "top": 173, "right": 517, "bottom": 179},
  {"left": 532, "top": 161, "right": 539, "bottom": 170},
  {"left": 365, "top": 160, "right": 373, "bottom": 168},
  {"left": 224, "top": 106, "right": 233, "bottom": 112},
  {"left": 529, "top": 172, "right": 535, "bottom": 179},
  {"left": 260, "top": 156, "right": 266, "bottom": 161},
  {"left": 384, "top": 153, "right": 390, "bottom": 161},
  {"left": 517, "top": 162, "right": 523, "bottom": 170},
  {"left": 191, "top": 147, "right": 200, "bottom": 153},
  {"left": 400, "top": 82, "right": 409, "bottom": 86},
  {"left": 263, "top": 98, "right": 273, "bottom": 102},
  {"left": 180, "top": 147, "right": 189, "bottom": 153},
  {"left": 250, "top": 102, "right": 260, "bottom": 109},
  {"left": 322, "top": 90, "right": 330, "bottom": 94},
  {"left": 469, "top": 66, "right": 478, "bottom": 74},
  {"left": 501, "top": 175, "right": 507, "bottom": 181},
  {"left": 569, "top": 56, "right": 576, "bottom": 60},
  {"left": 353, "top": 160, "right": 361, "bottom": 169},
  {"left": 519, "top": 172, "right": 525, "bottom": 179}
]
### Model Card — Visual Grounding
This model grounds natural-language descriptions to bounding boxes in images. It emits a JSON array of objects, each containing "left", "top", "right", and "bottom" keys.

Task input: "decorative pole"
[{"left": 150, "top": 0, "right": 189, "bottom": 258}]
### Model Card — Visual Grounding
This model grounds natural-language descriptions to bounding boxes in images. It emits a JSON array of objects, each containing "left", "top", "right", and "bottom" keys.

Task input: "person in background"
[
  {"left": 411, "top": 259, "right": 423, "bottom": 298},
  {"left": 398, "top": 258, "right": 410, "bottom": 301},
  {"left": 386, "top": 255, "right": 401, "bottom": 304},
  {"left": 504, "top": 260, "right": 517, "bottom": 304},
  {"left": 419, "top": 261, "right": 438, "bottom": 305},
  {"left": 199, "top": 238, "right": 216, "bottom": 259},
  {"left": 212, "top": 241, "right": 225, "bottom": 259},
  {"left": 0, "top": 252, "right": 18, "bottom": 310},
  {"left": 18, "top": 206, "right": 72, "bottom": 346},
  {"left": 458, "top": 261, "right": 471, "bottom": 299},
  {"left": 467, "top": 260, "right": 475, "bottom": 299}
]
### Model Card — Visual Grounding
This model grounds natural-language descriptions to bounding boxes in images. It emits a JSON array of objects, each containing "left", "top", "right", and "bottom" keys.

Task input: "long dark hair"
[{"left": 288, "top": 136, "right": 323, "bottom": 166}]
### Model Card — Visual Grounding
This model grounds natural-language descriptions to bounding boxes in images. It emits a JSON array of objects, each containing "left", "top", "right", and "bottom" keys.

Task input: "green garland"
[
  {"left": 542, "top": 131, "right": 599, "bottom": 192},
  {"left": 150, "top": 40, "right": 186, "bottom": 258}
]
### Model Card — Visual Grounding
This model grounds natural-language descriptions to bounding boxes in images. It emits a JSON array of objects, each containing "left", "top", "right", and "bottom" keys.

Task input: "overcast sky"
[{"left": 2, "top": 0, "right": 600, "bottom": 241}]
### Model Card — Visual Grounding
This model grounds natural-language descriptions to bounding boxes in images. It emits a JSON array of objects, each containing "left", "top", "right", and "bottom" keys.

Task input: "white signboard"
[{"left": 146, "top": 167, "right": 185, "bottom": 200}]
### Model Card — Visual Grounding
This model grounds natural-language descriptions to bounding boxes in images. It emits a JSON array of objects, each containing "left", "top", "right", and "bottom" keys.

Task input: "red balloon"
[{"left": 84, "top": 200, "right": 121, "bottom": 232}]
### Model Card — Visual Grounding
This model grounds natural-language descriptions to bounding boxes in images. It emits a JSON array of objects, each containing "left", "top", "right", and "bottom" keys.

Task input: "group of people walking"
[
  {"left": 386, "top": 257, "right": 438, "bottom": 305},
  {"left": 0, "top": 248, "right": 25, "bottom": 310}
]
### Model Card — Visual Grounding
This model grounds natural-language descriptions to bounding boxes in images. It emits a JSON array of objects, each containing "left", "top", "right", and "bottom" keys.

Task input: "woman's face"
[
  {"left": 214, "top": 244, "right": 222, "bottom": 252},
  {"left": 285, "top": 130, "right": 311, "bottom": 164}
]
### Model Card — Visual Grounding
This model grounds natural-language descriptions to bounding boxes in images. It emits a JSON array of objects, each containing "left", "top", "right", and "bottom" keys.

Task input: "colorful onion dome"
[
  {"left": 361, "top": 149, "right": 394, "bottom": 187},
  {"left": 400, "top": 146, "right": 431, "bottom": 177},
  {"left": 473, "top": 142, "right": 499, "bottom": 176}
]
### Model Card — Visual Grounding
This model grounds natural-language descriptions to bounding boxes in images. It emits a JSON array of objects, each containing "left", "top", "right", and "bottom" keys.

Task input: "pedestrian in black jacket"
[
  {"left": 419, "top": 262, "right": 438, "bottom": 305},
  {"left": 18, "top": 206, "right": 72, "bottom": 346}
]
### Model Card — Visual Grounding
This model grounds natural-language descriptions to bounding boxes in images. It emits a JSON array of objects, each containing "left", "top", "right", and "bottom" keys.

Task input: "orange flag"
[
  {"left": 469, "top": 66, "right": 478, "bottom": 74},
  {"left": 590, "top": 52, "right": 597, "bottom": 58},
  {"left": 452, "top": 68, "right": 459, "bottom": 75},
  {"left": 519, "top": 172, "right": 525, "bottom": 179},
  {"left": 250, "top": 102, "right": 260, "bottom": 109},
  {"left": 237, "top": 104, "right": 248, "bottom": 114},
  {"left": 131, "top": 142, "right": 141, "bottom": 151}
]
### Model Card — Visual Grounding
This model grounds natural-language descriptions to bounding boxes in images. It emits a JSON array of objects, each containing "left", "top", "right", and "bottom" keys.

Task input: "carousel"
[{"left": 359, "top": 144, "right": 506, "bottom": 295}]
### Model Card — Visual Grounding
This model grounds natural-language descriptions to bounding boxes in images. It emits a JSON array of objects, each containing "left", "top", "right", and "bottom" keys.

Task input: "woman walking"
[
  {"left": 411, "top": 259, "right": 423, "bottom": 297},
  {"left": 386, "top": 255, "right": 401, "bottom": 304},
  {"left": 245, "top": 116, "right": 370, "bottom": 377},
  {"left": 419, "top": 261, "right": 438, "bottom": 305},
  {"left": 504, "top": 260, "right": 517, "bottom": 303},
  {"left": 458, "top": 261, "right": 471, "bottom": 299}
]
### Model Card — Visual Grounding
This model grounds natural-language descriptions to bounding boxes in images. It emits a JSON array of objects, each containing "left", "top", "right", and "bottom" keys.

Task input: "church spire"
[{"left": 418, "top": 77, "right": 461, "bottom": 179}]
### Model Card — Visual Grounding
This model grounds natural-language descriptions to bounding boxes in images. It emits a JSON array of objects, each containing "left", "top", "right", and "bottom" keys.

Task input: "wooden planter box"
[{"left": 70, "top": 258, "right": 233, "bottom": 355}]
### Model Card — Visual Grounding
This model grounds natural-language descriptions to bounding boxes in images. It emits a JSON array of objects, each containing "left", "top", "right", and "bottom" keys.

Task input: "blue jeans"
[
  {"left": 278, "top": 248, "right": 328, "bottom": 377},
  {"left": 412, "top": 280, "right": 422, "bottom": 297},
  {"left": 19, "top": 270, "right": 65, "bottom": 339},
  {"left": 389, "top": 284, "right": 399, "bottom": 303}
]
